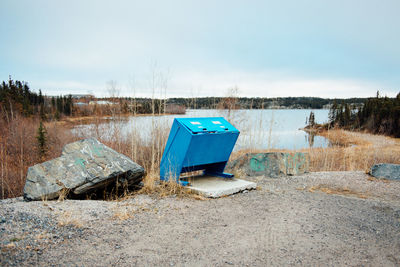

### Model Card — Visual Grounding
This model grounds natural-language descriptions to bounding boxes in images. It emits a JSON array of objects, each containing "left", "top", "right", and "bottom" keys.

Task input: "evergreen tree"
[
  {"left": 36, "top": 121, "right": 47, "bottom": 160},
  {"left": 344, "top": 104, "right": 351, "bottom": 127},
  {"left": 54, "top": 109, "right": 60, "bottom": 120},
  {"left": 308, "top": 111, "right": 315, "bottom": 127},
  {"left": 327, "top": 91, "right": 400, "bottom": 137},
  {"left": 328, "top": 100, "right": 337, "bottom": 124},
  {"left": 40, "top": 103, "right": 46, "bottom": 120}
]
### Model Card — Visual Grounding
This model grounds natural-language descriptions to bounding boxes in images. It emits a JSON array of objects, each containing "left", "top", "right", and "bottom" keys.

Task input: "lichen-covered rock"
[
  {"left": 227, "top": 152, "right": 309, "bottom": 177},
  {"left": 370, "top": 163, "right": 400, "bottom": 180},
  {"left": 23, "top": 138, "right": 145, "bottom": 201}
]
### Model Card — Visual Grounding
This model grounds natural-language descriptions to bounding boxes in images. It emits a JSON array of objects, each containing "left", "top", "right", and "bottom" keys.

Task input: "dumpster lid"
[{"left": 177, "top": 117, "right": 238, "bottom": 133}]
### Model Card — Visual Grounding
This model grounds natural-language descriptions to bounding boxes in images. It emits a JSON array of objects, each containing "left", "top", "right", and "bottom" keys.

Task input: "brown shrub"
[{"left": 0, "top": 115, "right": 77, "bottom": 199}]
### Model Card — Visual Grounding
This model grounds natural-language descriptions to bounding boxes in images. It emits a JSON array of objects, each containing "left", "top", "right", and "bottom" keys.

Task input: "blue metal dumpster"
[{"left": 160, "top": 117, "right": 240, "bottom": 185}]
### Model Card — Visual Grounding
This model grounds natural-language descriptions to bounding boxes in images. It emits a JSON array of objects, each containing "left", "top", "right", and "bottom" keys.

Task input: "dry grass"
[
  {"left": 305, "top": 129, "right": 400, "bottom": 172},
  {"left": 318, "top": 129, "right": 371, "bottom": 147},
  {"left": 137, "top": 172, "right": 205, "bottom": 200},
  {"left": 36, "top": 232, "right": 49, "bottom": 240},
  {"left": 308, "top": 184, "right": 369, "bottom": 199},
  {"left": 57, "top": 211, "right": 84, "bottom": 228},
  {"left": 3, "top": 243, "right": 16, "bottom": 249},
  {"left": 112, "top": 203, "right": 156, "bottom": 220},
  {"left": 112, "top": 207, "right": 136, "bottom": 220},
  {"left": 229, "top": 128, "right": 400, "bottom": 173},
  {"left": 366, "top": 176, "right": 391, "bottom": 183},
  {"left": 57, "top": 188, "right": 70, "bottom": 202}
]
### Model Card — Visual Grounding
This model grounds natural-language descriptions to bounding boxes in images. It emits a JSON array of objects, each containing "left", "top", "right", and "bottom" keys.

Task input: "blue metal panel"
[
  {"left": 177, "top": 117, "right": 239, "bottom": 133},
  {"left": 160, "top": 117, "right": 240, "bottom": 185},
  {"left": 182, "top": 133, "right": 238, "bottom": 166},
  {"left": 160, "top": 120, "right": 192, "bottom": 181}
]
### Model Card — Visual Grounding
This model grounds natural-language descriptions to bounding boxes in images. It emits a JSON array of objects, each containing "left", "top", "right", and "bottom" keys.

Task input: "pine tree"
[
  {"left": 308, "top": 111, "right": 315, "bottom": 127},
  {"left": 344, "top": 104, "right": 351, "bottom": 127},
  {"left": 40, "top": 103, "right": 46, "bottom": 120},
  {"left": 36, "top": 121, "right": 47, "bottom": 160},
  {"left": 54, "top": 109, "right": 60, "bottom": 120},
  {"left": 328, "top": 100, "right": 338, "bottom": 126}
]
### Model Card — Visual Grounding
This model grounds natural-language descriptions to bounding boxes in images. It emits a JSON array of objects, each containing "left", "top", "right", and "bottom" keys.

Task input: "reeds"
[{"left": 305, "top": 129, "right": 400, "bottom": 172}]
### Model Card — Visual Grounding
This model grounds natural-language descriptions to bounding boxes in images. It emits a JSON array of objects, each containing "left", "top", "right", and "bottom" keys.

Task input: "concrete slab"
[{"left": 187, "top": 176, "right": 257, "bottom": 198}]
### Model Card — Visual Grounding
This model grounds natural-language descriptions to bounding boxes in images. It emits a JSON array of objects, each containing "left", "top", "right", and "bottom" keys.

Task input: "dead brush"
[{"left": 0, "top": 115, "right": 78, "bottom": 199}]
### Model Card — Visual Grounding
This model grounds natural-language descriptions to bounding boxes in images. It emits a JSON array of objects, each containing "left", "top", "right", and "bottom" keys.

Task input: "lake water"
[{"left": 73, "top": 109, "right": 329, "bottom": 150}]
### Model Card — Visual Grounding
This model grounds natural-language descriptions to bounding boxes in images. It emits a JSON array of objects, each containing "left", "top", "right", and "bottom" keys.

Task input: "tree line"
[
  {"left": 0, "top": 77, "right": 170, "bottom": 120},
  {"left": 0, "top": 77, "right": 44, "bottom": 119},
  {"left": 328, "top": 92, "right": 400, "bottom": 137},
  {"left": 167, "top": 96, "right": 367, "bottom": 109},
  {"left": 0, "top": 77, "right": 74, "bottom": 121}
]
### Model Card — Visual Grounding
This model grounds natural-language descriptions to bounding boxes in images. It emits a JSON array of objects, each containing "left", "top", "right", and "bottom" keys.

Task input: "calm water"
[{"left": 73, "top": 109, "right": 329, "bottom": 150}]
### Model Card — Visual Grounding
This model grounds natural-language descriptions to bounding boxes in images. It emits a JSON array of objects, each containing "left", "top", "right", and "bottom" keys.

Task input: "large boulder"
[
  {"left": 227, "top": 152, "right": 309, "bottom": 177},
  {"left": 23, "top": 138, "right": 145, "bottom": 201},
  {"left": 370, "top": 163, "right": 400, "bottom": 180}
]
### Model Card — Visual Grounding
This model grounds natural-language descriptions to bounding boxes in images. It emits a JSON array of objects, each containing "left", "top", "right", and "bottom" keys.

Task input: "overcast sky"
[{"left": 1, "top": 0, "right": 399, "bottom": 98}]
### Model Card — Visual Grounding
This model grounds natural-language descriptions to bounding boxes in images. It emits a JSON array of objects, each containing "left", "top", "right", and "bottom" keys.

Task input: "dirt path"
[{"left": 1, "top": 171, "right": 400, "bottom": 266}]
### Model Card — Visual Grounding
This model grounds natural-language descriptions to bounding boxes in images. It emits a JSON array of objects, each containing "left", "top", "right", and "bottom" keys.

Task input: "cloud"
[
  {"left": 34, "top": 80, "right": 102, "bottom": 96},
  {"left": 34, "top": 69, "right": 394, "bottom": 99},
  {"left": 168, "top": 70, "right": 388, "bottom": 98},
  {"left": 2, "top": 0, "right": 398, "bottom": 99}
]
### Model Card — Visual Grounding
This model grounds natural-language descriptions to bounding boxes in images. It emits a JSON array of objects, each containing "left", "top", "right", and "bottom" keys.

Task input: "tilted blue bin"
[{"left": 160, "top": 117, "right": 240, "bottom": 185}]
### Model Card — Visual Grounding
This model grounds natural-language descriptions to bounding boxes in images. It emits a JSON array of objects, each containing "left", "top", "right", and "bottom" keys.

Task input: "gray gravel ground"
[{"left": 1, "top": 171, "right": 400, "bottom": 266}]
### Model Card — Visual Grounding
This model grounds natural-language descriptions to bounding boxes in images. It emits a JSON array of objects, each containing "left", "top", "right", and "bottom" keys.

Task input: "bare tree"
[
  {"left": 147, "top": 63, "right": 170, "bottom": 174},
  {"left": 219, "top": 85, "right": 240, "bottom": 119},
  {"left": 106, "top": 80, "right": 120, "bottom": 117},
  {"left": 106, "top": 80, "right": 122, "bottom": 151}
]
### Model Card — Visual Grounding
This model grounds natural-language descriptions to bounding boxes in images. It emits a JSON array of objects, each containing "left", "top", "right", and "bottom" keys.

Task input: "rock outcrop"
[
  {"left": 227, "top": 152, "right": 309, "bottom": 177},
  {"left": 370, "top": 163, "right": 400, "bottom": 180},
  {"left": 23, "top": 138, "right": 145, "bottom": 201}
]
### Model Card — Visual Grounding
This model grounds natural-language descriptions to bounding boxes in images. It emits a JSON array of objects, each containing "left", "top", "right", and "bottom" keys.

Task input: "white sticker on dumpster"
[
  {"left": 212, "top": 121, "right": 221, "bottom": 124},
  {"left": 190, "top": 121, "right": 201, "bottom": 125}
]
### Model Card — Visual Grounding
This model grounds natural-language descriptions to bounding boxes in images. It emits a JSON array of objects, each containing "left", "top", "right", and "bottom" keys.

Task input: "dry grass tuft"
[
  {"left": 57, "top": 211, "right": 83, "bottom": 228},
  {"left": 36, "top": 232, "right": 49, "bottom": 240},
  {"left": 366, "top": 176, "right": 391, "bottom": 183},
  {"left": 3, "top": 243, "right": 16, "bottom": 249},
  {"left": 308, "top": 184, "right": 369, "bottom": 199},
  {"left": 57, "top": 188, "right": 70, "bottom": 202},
  {"left": 135, "top": 170, "right": 206, "bottom": 200},
  {"left": 112, "top": 208, "right": 135, "bottom": 220}
]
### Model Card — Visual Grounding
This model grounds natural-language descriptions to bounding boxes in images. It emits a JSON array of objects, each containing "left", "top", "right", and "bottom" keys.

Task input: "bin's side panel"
[
  {"left": 160, "top": 120, "right": 192, "bottom": 182},
  {"left": 182, "top": 132, "right": 239, "bottom": 169}
]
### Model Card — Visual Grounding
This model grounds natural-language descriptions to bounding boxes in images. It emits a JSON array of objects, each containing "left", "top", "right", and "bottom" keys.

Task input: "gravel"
[{"left": 1, "top": 171, "right": 400, "bottom": 266}]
